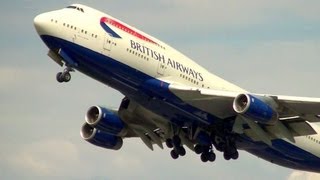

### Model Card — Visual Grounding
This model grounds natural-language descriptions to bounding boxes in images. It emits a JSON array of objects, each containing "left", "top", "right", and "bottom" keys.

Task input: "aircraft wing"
[
  {"left": 169, "top": 84, "right": 320, "bottom": 144},
  {"left": 275, "top": 95, "right": 320, "bottom": 121},
  {"left": 169, "top": 84, "right": 320, "bottom": 120}
]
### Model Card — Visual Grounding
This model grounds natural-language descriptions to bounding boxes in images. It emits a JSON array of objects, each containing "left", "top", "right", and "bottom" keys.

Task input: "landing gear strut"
[
  {"left": 56, "top": 67, "right": 74, "bottom": 83},
  {"left": 167, "top": 135, "right": 186, "bottom": 159}
]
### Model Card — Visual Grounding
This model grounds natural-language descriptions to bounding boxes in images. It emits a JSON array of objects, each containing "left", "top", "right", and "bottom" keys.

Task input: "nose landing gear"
[{"left": 56, "top": 67, "right": 74, "bottom": 83}]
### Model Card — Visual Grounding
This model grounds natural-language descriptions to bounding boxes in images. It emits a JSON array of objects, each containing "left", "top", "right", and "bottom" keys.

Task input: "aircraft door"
[
  {"left": 72, "top": 34, "right": 77, "bottom": 42},
  {"left": 103, "top": 34, "right": 112, "bottom": 52},
  {"left": 72, "top": 26, "right": 81, "bottom": 42},
  {"left": 157, "top": 60, "right": 166, "bottom": 76}
]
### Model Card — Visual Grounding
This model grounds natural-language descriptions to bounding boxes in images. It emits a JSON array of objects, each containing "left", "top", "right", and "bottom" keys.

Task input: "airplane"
[{"left": 34, "top": 4, "right": 320, "bottom": 172}]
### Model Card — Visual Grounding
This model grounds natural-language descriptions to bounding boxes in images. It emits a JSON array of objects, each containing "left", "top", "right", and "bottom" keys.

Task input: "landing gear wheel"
[
  {"left": 223, "top": 152, "right": 231, "bottom": 161},
  {"left": 56, "top": 71, "right": 71, "bottom": 83},
  {"left": 177, "top": 146, "right": 186, "bottom": 156},
  {"left": 170, "top": 149, "right": 179, "bottom": 159},
  {"left": 208, "top": 152, "right": 216, "bottom": 162},
  {"left": 231, "top": 150, "right": 239, "bottom": 160},
  {"left": 56, "top": 66, "right": 74, "bottom": 83},
  {"left": 200, "top": 152, "right": 209, "bottom": 162},
  {"left": 56, "top": 72, "right": 64, "bottom": 83},
  {"left": 166, "top": 139, "right": 173, "bottom": 148},
  {"left": 62, "top": 72, "right": 71, "bottom": 82}
]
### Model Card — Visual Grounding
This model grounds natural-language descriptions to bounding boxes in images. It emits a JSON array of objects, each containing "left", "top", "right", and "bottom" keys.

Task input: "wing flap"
[{"left": 169, "top": 84, "right": 239, "bottom": 118}]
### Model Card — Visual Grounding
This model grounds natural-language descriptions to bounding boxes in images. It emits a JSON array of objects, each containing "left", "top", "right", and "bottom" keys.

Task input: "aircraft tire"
[
  {"left": 231, "top": 150, "right": 239, "bottom": 160},
  {"left": 177, "top": 146, "right": 186, "bottom": 156},
  {"left": 200, "top": 152, "right": 209, "bottom": 162},
  {"left": 208, "top": 152, "right": 216, "bottom": 162},
  {"left": 62, "top": 72, "right": 71, "bottom": 82},
  {"left": 56, "top": 72, "right": 64, "bottom": 83},
  {"left": 223, "top": 152, "right": 231, "bottom": 161},
  {"left": 170, "top": 149, "right": 179, "bottom": 159}
]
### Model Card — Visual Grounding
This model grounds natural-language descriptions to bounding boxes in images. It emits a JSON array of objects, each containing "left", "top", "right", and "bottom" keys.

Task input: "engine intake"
[
  {"left": 81, "top": 123, "right": 123, "bottom": 150},
  {"left": 85, "top": 106, "right": 126, "bottom": 136},
  {"left": 233, "top": 94, "right": 278, "bottom": 125}
]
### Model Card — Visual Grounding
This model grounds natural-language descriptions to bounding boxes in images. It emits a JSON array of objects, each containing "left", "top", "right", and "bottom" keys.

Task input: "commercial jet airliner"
[{"left": 34, "top": 4, "right": 320, "bottom": 172}]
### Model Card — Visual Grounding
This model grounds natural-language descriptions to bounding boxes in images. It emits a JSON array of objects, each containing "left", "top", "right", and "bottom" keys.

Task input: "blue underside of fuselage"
[{"left": 40, "top": 35, "right": 320, "bottom": 172}]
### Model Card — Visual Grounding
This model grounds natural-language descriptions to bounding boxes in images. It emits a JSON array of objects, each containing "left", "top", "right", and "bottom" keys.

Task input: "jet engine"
[
  {"left": 233, "top": 94, "right": 278, "bottom": 125},
  {"left": 85, "top": 106, "right": 126, "bottom": 136},
  {"left": 81, "top": 123, "right": 123, "bottom": 150}
]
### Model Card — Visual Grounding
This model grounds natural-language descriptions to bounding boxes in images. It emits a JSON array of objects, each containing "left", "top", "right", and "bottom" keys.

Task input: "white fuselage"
[{"left": 34, "top": 5, "right": 245, "bottom": 92}]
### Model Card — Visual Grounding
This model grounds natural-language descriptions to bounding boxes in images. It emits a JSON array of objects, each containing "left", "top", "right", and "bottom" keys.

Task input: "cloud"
[
  {"left": 167, "top": 0, "right": 320, "bottom": 21},
  {"left": 6, "top": 139, "right": 79, "bottom": 177},
  {"left": 0, "top": 67, "right": 24, "bottom": 88},
  {"left": 111, "top": 151, "right": 143, "bottom": 170},
  {"left": 288, "top": 171, "right": 320, "bottom": 180},
  {"left": 110, "top": 0, "right": 320, "bottom": 36}
]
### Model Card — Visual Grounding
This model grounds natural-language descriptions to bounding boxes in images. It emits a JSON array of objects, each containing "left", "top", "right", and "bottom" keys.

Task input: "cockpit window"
[{"left": 66, "top": 5, "right": 84, "bottom": 13}]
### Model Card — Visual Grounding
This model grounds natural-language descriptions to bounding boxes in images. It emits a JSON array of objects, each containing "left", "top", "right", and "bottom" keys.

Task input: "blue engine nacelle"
[
  {"left": 81, "top": 123, "right": 123, "bottom": 150},
  {"left": 233, "top": 94, "right": 278, "bottom": 125},
  {"left": 85, "top": 106, "right": 126, "bottom": 136}
]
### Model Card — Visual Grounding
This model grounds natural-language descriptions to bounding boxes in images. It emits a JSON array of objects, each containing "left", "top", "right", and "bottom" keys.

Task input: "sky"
[{"left": 1, "top": 0, "right": 320, "bottom": 179}]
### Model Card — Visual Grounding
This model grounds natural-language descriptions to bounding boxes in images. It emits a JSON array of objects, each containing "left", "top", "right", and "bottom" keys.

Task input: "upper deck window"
[{"left": 66, "top": 5, "right": 84, "bottom": 13}]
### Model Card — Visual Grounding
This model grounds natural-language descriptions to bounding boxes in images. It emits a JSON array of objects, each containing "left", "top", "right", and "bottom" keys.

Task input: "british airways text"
[{"left": 130, "top": 40, "right": 203, "bottom": 81}]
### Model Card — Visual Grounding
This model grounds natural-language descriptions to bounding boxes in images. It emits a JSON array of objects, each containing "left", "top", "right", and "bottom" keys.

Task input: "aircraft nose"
[{"left": 34, "top": 13, "right": 47, "bottom": 35}]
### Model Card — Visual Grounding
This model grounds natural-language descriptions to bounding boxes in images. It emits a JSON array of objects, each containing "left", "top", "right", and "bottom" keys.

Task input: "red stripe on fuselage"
[{"left": 100, "top": 17, "right": 158, "bottom": 45}]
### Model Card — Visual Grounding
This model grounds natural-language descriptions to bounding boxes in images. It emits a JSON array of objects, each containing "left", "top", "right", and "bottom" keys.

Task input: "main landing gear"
[
  {"left": 213, "top": 135, "right": 239, "bottom": 161},
  {"left": 194, "top": 144, "right": 216, "bottom": 162},
  {"left": 165, "top": 132, "right": 239, "bottom": 163},
  {"left": 56, "top": 67, "right": 74, "bottom": 83},
  {"left": 166, "top": 135, "right": 186, "bottom": 160},
  {"left": 222, "top": 139, "right": 239, "bottom": 161}
]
